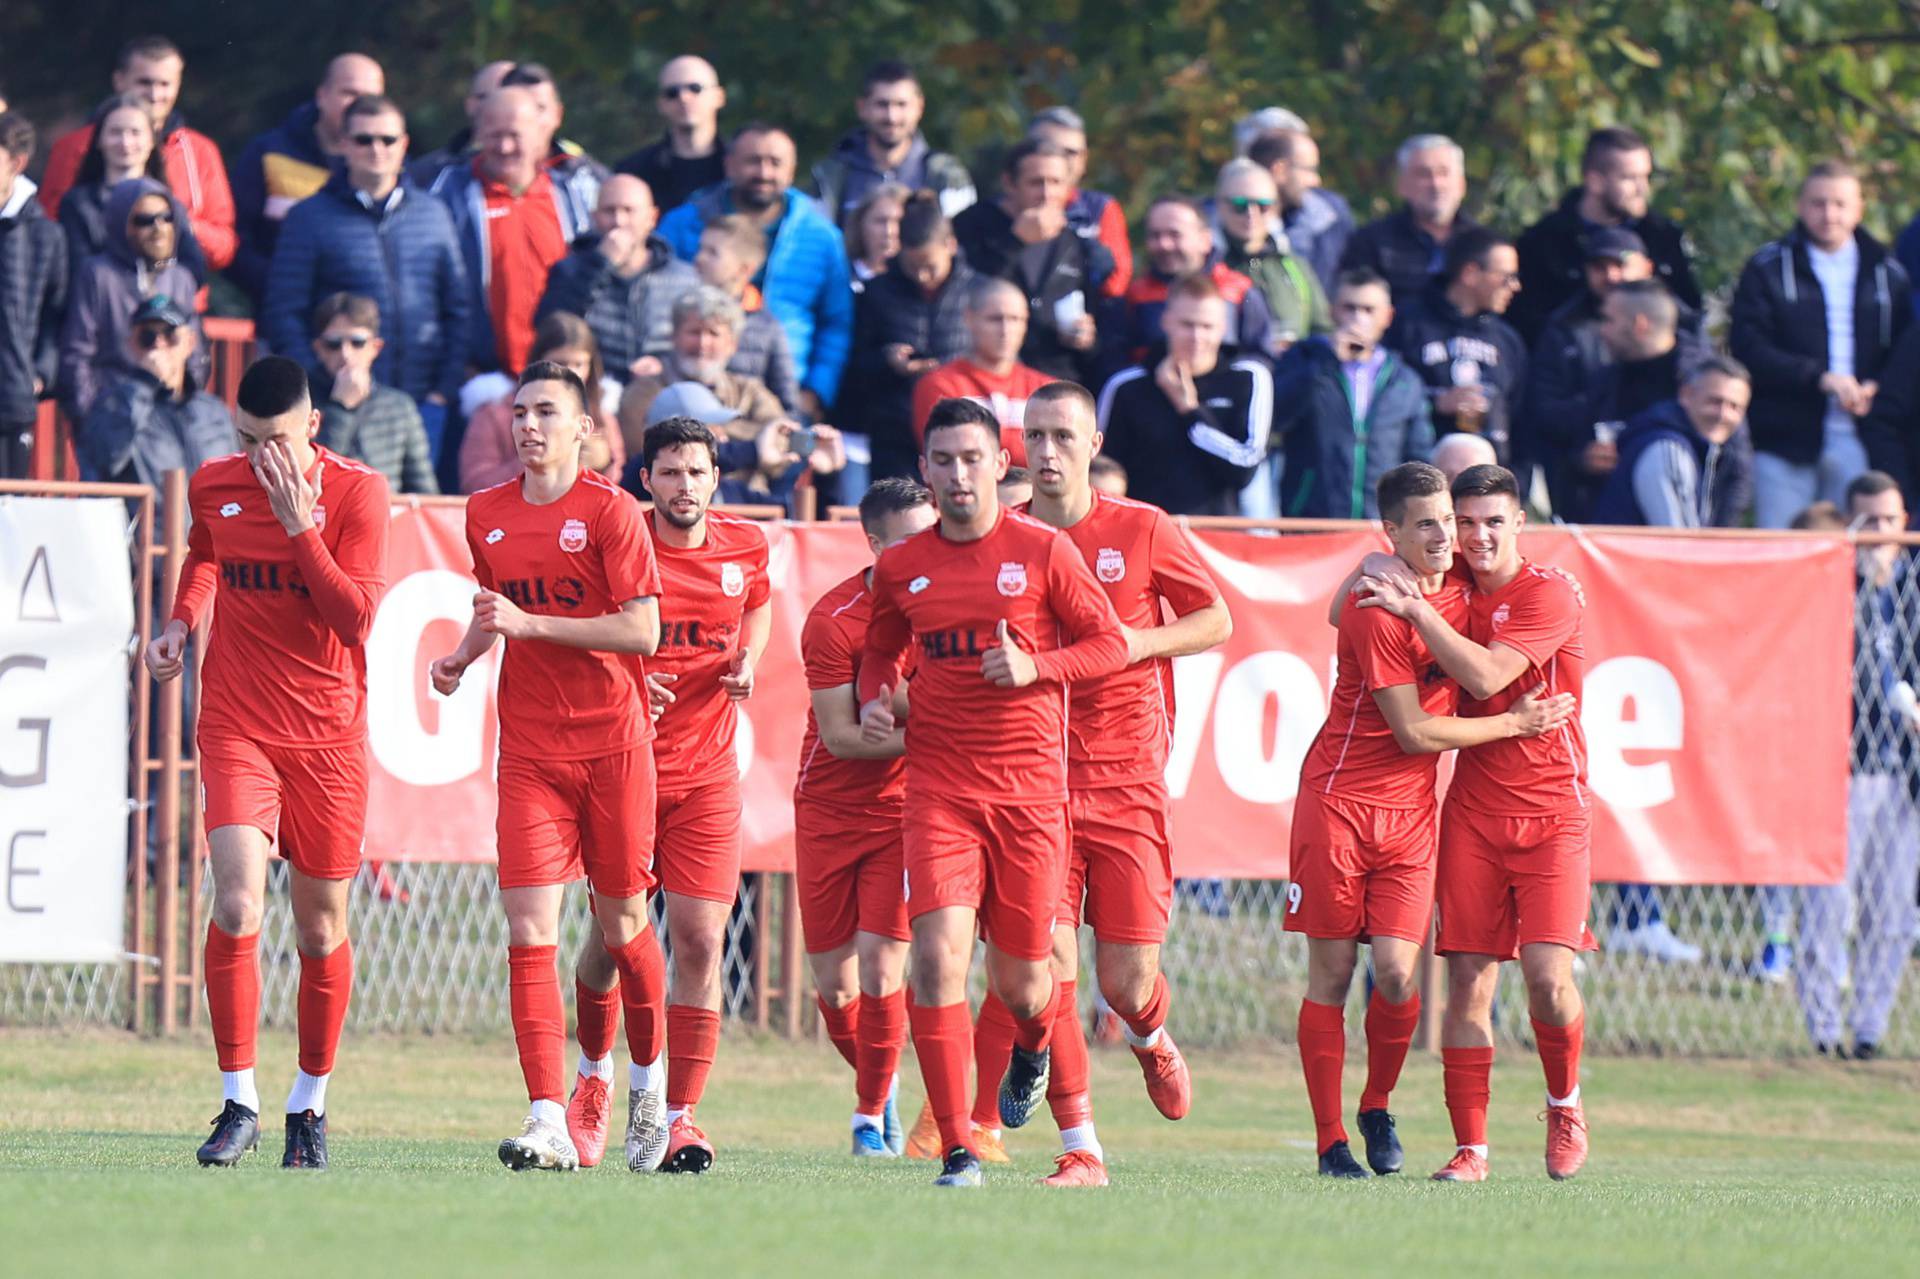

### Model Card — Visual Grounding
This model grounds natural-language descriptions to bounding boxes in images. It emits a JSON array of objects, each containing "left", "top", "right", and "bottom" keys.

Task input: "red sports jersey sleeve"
[
  {"left": 650, "top": 513, "right": 771, "bottom": 791},
  {"left": 180, "top": 448, "right": 390, "bottom": 749},
  {"left": 1298, "top": 581, "right": 1466, "bottom": 808},
  {"left": 1049, "top": 495, "right": 1224, "bottom": 787},
  {"left": 1450, "top": 563, "right": 1589, "bottom": 816},
  {"left": 857, "top": 511, "right": 1124, "bottom": 802},
  {"left": 795, "top": 571, "right": 907, "bottom": 809},
  {"left": 466, "top": 471, "right": 660, "bottom": 763}
]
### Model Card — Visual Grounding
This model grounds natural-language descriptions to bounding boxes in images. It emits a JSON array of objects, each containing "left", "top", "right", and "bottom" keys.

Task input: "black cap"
[
  {"left": 130, "top": 293, "right": 192, "bottom": 329},
  {"left": 1583, "top": 226, "right": 1648, "bottom": 263}
]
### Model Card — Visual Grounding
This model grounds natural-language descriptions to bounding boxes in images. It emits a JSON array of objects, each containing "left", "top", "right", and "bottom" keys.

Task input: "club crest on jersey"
[
  {"left": 996, "top": 561, "right": 1028, "bottom": 597},
  {"left": 486, "top": 528, "right": 505, "bottom": 544},
  {"left": 1096, "top": 547, "right": 1125, "bottom": 583},
  {"left": 558, "top": 518, "right": 588, "bottom": 552},
  {"left": 909, "top": 575, "right": 931, "bottom": 594},
  {"left": 311, "top": 506, "right": 326, "bottom": 531},
  {"left": 1492, "top": 603, "right": 1511, "bottom": 629},
  {"left": 219, "top": 502, "right": 242, "bottom": 517},
  {"left": 721, "top": 561, "right": 746, "bottom": 597}
]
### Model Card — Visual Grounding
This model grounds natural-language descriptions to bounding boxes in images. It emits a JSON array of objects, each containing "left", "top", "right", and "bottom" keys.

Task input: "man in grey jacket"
[
  {"left": 810, "top": 60, "right": 975, "bottom": 235},
  {"left": 77, "top": 293, "right": 230, "bottom": 486},
  {"left": 536, "top": 174, "right": 697, "bottom": 382}
]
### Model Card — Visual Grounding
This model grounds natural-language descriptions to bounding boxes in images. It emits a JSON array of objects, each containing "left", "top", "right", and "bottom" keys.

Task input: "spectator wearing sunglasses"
[
  {"left": 1215, "top": 158, "right": 1330, "bottom": 356},
  {"left": 77, "top": 292, "right": 230, "bottom": 486},
  {"left": 615, "top": 56, "right": 728, "bottom": 213},
  {"left": 59, "top": 176, "right": 205, "bottom": 419},
  {"left": 310, "top": 292, "right": 438, "bottom": 494},
  {"left": 263, "top": 93, "right": 469, "bottom": 458}
]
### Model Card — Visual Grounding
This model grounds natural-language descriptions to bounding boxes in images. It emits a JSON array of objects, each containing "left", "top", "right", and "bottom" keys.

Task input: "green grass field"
[{"left": 3, "top": 1029, "right": 1916, "bottom": 1277}]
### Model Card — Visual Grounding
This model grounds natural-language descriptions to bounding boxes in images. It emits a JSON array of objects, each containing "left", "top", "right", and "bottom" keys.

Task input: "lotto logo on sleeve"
[
  {"left": 559, "top": 519, "right": 588, "bottom": 552},
  {"left": 996, "top": 562, "right": 1028, "bottom": 596}
]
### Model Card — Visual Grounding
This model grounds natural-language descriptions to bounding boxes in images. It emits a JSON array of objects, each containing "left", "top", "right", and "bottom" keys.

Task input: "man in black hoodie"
[
  {"left": 1512, "top": 127, "right": 1702, "bottom": 344},
  {"left": 1592, "top": 356, "right": 1753, "bottom": 528},
  {"left": 1388, "top": 227, "right": 1527, "bottom": 462},
  {"left": 1731, "top": 160, "right": 1912, "bottom": 527},
  {"left": 809, "top": 59, "right": 975, "bottom": 236},
  {"left": 0, "top": 114, "right": 68, "bottom": 478}
]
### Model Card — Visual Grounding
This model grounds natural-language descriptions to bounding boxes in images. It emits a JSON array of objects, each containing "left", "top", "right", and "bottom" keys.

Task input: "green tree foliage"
[{"left": 10, "top": 0, "right": 1920, "bottom": 292}]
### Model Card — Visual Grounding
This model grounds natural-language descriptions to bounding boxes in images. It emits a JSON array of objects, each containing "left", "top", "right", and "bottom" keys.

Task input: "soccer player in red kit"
[
  {"left": 566, "top": 416, "right": 773, "bottom": 1176},
  {"left": 1295, "top": 462, "right": 1574, "bottom": 1180},
  {"left": 1355, "top": 463, "right": 1594, "bottom": 1183},
  {"left": 429, "top": 362, "right": 671, "bottom": 1174},
  {"left": 857, "top": 396, "right": 1131, "bottom": 1188},
  {"left": 143, "top": 356, "right": 389, "bottom": 1170},
  {"left": 795, "top": 478, "right": 938, "bottom": 1157},
  {"left": 955, "top": 381, "right": 1231, "bottom": 1187}
]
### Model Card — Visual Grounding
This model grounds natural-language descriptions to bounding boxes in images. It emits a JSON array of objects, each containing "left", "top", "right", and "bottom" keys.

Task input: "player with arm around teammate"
[{"left": 1293, "top": 461, "right": 1574, "bottom": 1179}]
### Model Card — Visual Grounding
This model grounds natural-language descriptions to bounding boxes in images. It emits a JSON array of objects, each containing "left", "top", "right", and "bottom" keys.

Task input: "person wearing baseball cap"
[{"left": 76, "top": 291, "right": 233, "bottom": 486}]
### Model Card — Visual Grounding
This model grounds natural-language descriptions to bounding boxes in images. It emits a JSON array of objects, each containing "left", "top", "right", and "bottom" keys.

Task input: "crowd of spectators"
[{"left": 3, "top": 37, "right": 1919, "bottom": 1030}]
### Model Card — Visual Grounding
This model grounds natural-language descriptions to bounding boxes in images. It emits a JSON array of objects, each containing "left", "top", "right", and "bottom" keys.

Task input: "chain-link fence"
[{"left": 7, "top": 869, "right": 1913, "bottom": 1057}]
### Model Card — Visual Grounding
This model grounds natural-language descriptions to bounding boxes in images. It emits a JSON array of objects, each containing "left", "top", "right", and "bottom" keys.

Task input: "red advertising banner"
[{"left": 360, "top": 506, "right": 1852, "bottom": 885}]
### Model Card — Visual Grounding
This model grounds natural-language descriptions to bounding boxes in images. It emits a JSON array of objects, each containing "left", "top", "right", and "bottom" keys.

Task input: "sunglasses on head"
[
  {"left": 131, "top": 210, "right": 174, "bottom": 229},
  {"left": 320, "top": 335, "right": 374, "bottom": 351},
  {"left": 134, "top": 326, "right": 182, "bottom": 349},
  {"left": 351, "top": 133, "right": 402, "bottom": 148},
  {"left": 660, "top": 83, "right": 708, "bottom": 99},
  {"left": 1227, "top": 196, "right": 1276, "bottom": 212}
]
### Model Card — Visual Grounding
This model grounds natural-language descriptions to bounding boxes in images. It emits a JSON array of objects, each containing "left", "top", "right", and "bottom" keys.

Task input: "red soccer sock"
[
  {"left": 1297, "top": 998, "right": 1349, "bottom": 1153},
  {"left": 574, "top": 978, "right": 620, "bottom": 1064},
  {"left": 295, "top": 939, "right": 353, "bottom": 1077},
  {"left": 1533, "top": 1014, "right": 1584, "bottom": 1101},
  {"left": 909, "top": 998, "right": 975, "bottom": 1155},
  {"left": 818, "top": 994, "right": 861, "bottom": 1070},
  {"left": 1442, "top": 1045, "right": 1495, "bottom": 1147},
  {"left": 971, "top": 989, "right": 1019, "bottom": 1128},
  {"left": 855, "top": 988, "right": 906, "bottom": 1116},
  {"left": 1013, "top": 980, "right": 1058, "bottom": 1054},
  {"left": 666, "top": 1004, "right": 721, "bottom": 1111},
  {"left": 607, "top": 931, "right": 667, "bottom": 1068},
  {"left": 1046, "top": 979, "right": 1093, "bottom": 1131},
  {"left": 507, "top": 945, "right": 565, "bottom": 1104},
  {"left": 1358, "top": 988, "right": 1421, "bottom": 1113},
  {"left": 204, "top": 923, "right": 260, "bottom": 1073},
  {"left": 1116, "top": 970, "right": 1170, "bottom": 1041}
]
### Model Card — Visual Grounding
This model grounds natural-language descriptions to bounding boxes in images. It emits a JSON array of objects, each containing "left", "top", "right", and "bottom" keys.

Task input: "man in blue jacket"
[
  {"left": 658, "top": 124, "right": 853, "bottom": 419},
  {"left": 262, "top": 94, "right": 469, "bottom": 452},
  {"left": 1274, "top": 267, "right": 1433, "bottom": 517},
  {"left": 1592, "top": 356, "right": 1755, "bottom": 528},
  {"left": 230, "top": 53, "right": 385, "bottom": 306}
]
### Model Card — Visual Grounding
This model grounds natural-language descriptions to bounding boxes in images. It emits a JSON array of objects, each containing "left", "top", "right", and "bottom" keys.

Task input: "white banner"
[{"left": 0, "top": 497, "right": 134, "bottom": 962}]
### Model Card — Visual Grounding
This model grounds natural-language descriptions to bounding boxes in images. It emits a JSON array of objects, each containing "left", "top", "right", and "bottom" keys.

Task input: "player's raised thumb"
[
  {"left": 995, "top": 619, "right": 1011, "bottom": 646},
  {"left": 876, "top": 682, "right": 892, "bottom": 706}
]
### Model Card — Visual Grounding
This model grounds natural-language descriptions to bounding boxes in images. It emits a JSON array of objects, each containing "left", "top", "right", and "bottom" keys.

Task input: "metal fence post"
[{"left": 152, "top": 469, "right": 188, "bottom": 1033}]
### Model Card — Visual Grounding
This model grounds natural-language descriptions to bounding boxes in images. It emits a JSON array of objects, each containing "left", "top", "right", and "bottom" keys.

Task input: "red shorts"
[
  {"left": 496, "top": 747, "right": 656, "bottom": 898},
  {"left": 1060, "top": 780, "right": 1174, "bottom": 945},
  {"left": 1283, "top": 789, "right": 1437, "bottom": 944},
  {"left": 902, "top": 793, "right": 1067, "bottom": 962},
  {"left": 655, "top": 775, "right": 743, "bottom": 904},
  {"left": 794, "top": 797, "right": 909, "bottom": 952},
  {"left": 1435, "top": 802, "right": 1594, "bottom": 960},
  {"left": 199, "top": 734, "right": 367, "bottom": 880}
]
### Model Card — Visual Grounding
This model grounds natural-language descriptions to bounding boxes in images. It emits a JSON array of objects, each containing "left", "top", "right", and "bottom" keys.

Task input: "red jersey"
[
  {"left": 648, "top": 511, "right": 772, "bottom": 792},
  {"left": 171, "top": 448, "right": 389, "bottom": 749},
  {"left": 795, "top": 570, "right": 907, "bottom": 812},
  {"left": 911, "top": 358, "right": 1056, "bottom": 460},
  {"left": 480, "top": 162, "right": 568, "bottom": 373},
  {"left": 1450, "top": 560, "right": 1588, "bottom": 816},
  {"left": 858, "top": 509, "right": 1129, "bottom": 803},
  {"left": 465, "top": 470, "right": 661, "bottom": 762},
  {"left": 1299, "top": 579, "right": 1469, "bottom": 808},
  {"left": 1023, "top": 493, "right": 1221, "bottom": 789}
]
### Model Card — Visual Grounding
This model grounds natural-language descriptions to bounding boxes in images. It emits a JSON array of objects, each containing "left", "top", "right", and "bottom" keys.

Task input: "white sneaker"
[
  {"left": 498, "top": 1115, "right": 580, "bottom": 1172},
  {"left": 1606, "top": 921, "right": 1703, "bottom": 964},
  {"left": 625, "top": 1079, "right": 670, "bottom": 1173}
]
